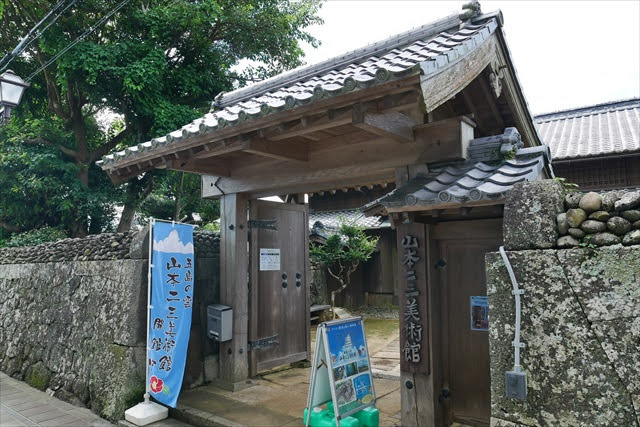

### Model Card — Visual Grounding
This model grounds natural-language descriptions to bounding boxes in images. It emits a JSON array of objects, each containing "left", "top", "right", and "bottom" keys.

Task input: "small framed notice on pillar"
[{"left": 397, "top": 223, "right": 429, "bottom": 374}]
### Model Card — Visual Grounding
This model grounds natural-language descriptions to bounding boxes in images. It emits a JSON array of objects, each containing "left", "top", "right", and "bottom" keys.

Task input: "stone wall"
[
  {"left": 487, "top": 180, "right": 640, "bottom": 426},
  {"left": 557, "top": 190, "right": 640, "bottom": 247},
  {"left": 0, "top": 229, "right": 220, "bottom": 422},
  {"left": 503, "top": 182, "right": 640, "bottom": 250}
]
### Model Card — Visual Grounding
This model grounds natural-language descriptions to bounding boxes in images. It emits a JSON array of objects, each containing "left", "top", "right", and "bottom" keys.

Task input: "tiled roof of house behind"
[
  {"left": 98, "top": 14, "right": 500, "bottom": 168},
  {"left": 535, "top": 98, "right": 640, "bottom": 161},
  {"left": 309, "top": 209, "right": 388, "bottom": 231}
]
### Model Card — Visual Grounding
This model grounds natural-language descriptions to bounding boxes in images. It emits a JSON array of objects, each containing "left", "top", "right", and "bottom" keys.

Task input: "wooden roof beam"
[
  {"left": 262, "top": 90, "right": 422, "bottom": 142},
  {"left": 460, "top": 87, "right": 488, "bottom": 136},
  {"left": 202, "top": 116, "right": 469, "bottom": 198},
  {"left": 375, "top": 90, "right": 421, "bottom": 113},
  {"left": 241, "top": 138, "right": 308, "bottom": 162},
  {"left": 478, "top": 73, "right": 505, "bottom": 132},
  {"left": 191, "top": 138, "right": 244, "bottom": 159},
  {"left": 264, "top": 107, "right": 353, "bottom": 141},
  {"left": 352, "top": 105, "right": 419, "bottom": 143},
  {"left": 169, "top": 157, "right": 231, "bottom": 177},
  {"left": 108, "top": 156, "right": 165, "bottom": 183}
]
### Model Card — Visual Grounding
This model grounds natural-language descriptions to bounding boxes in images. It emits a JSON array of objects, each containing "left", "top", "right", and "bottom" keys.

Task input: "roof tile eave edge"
[
  {"left": 98, "top": 68, "right": 425, "bottom": 169},
  {"left": 534, "top": 98, "right": 640, "bottom": 121},
  {"left": 552, "top": 150, "right": 640, "bottom": 162},
  {"left": 215, "top": 13, "right": 462, "bottom": 108},
  {"left": 418, "top": 18, "right": 498, "bottom": 78}
]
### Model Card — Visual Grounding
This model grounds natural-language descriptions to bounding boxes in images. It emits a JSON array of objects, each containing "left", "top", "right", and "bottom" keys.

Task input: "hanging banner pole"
[
  {"left": 125, "top": 218, "right": 169, "bottom": 426},
  {"left": 143, "top": 218, "right": 155, "bottom": 404}
]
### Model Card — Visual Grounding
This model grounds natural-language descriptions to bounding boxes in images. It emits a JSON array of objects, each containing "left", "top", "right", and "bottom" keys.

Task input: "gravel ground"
[{"left": 349, "top": 305, "right": 400, "bottom": 319}]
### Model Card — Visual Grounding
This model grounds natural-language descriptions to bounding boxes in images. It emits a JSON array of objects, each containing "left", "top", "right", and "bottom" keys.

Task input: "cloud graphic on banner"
[{"left": 154, "top": 230, "right": 194, "bottom": 254}]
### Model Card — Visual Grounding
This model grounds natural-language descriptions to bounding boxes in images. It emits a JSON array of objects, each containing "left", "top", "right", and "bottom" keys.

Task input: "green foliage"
[
  {"left": 311, "top": 218, "right": 378, "bottom": 318},
  {"left": 0, "top": 135, "right": 116, "bottom": 235},
  {"left": 200, "top": 221, "right": 220, "bottom": 233},
  {"left": 500, "top": 147, "right": 518, "bottom": 161},
  {"left": 311, "top": 217, "right": 379, "bottom": 285},
  {"left": 311, "top": 222, "right": 379, "bottom": 268},
  {"left": 0, "top": 0, "right": 321, "bottom": 237},
  {"left": 554, "top": 177, "right": 580, "bottom": 193},
  {"left": 4, "top": 226, "right": 67, "bottom": 248},
  {"left": 578, "top": 234, "right": 597, "bottom": 250},
  {"left": 138, "top": 171, "right": 219, "bottom": 223}
]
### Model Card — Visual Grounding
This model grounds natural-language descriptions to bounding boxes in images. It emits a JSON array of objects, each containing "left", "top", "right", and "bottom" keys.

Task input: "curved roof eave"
[{"left": 97, "top": 15, "right": 503, "bottom": 173}]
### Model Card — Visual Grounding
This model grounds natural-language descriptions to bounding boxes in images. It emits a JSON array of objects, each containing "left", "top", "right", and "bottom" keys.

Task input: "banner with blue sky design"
[{"left": 148, "top": 221, "right": 194, "bottom": 408}]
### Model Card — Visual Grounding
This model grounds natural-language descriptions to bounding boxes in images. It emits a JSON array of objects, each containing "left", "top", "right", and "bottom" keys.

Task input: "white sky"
[{"left": 299, "top": 0, "right": 640, "bottom": 115}]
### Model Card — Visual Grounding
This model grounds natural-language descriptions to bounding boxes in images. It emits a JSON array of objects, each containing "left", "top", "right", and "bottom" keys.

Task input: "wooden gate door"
[
  {"left": 432, "top": 219, "right": 502, "bottom": 426},
  {"left": 249, "top": 200, "right": 310, "bottom": 375}
]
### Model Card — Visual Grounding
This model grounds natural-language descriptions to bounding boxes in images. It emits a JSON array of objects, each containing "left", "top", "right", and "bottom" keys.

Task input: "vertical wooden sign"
[{"left": 397, "top": 223, "right": 429, "bottom": 374}]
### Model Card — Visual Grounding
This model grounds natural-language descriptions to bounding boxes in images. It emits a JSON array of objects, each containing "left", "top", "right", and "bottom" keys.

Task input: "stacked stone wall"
[
  {"left": 0, "top": 230, "right": 219, "bottom": 263},
  {"left": 0, "top": 229, "right": 220, "bottom": 422},
  {"left": 488, "top": 180, "right": 640, "bottom": 426},
  {"left": 557, "top": 190, "right": 640, "bottom": 248}
]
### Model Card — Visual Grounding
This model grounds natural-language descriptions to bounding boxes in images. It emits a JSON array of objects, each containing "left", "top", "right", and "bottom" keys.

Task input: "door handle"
[{"left": 296, "top": 272, "right": 302, "bottom": 287}]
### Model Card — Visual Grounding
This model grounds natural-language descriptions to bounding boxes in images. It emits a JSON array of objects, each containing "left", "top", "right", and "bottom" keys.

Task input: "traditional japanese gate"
[
  {"left": 99, "top": 6, "right": 548, "bottom": 423},
  {"left": 248, "top": 200, "right": 310, "bottom": 375}
]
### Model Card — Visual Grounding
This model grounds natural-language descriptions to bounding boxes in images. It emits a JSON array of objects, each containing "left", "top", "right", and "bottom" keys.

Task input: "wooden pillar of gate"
[
  {"left": 217, "top": 193, "right": 250, "bottom": 390},
  {"left": 396, "top": 210, "right": 443, "bottom": 424}
]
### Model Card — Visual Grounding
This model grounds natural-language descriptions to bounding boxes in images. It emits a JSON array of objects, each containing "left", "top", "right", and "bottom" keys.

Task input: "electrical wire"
[
  {"left": 0, "top": 0, "right": 74, "bottom": 72},
  {"left": 20, "top": 1, "right": 78, "bottom": 54},
  {"left": 26, "top": 0, "right": 133, "bottom": 82}
]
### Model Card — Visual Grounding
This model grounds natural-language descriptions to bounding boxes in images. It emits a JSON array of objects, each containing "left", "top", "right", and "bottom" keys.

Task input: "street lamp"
[{"left": 0, "top": 70, "right": 30, "bottom": 124}]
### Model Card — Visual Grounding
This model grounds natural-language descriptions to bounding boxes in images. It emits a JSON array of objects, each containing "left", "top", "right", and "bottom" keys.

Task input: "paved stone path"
[
  {"left": 174, "top": 367, "right": 401, "bottom": 426},
  {"left": 370, "top": 337, "right": 400, "bottom": 379},
  {"left": 0, "top": 372, "right": 112, "bottom": 426},
  {"left": 1, "top": 373, "right": 190, "bottom": 427}
]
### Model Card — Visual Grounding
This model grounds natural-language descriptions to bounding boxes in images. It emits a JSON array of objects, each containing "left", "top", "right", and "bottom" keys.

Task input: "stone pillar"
[{"left": 503, "top": 180, "right": 564, "bottom": 250}]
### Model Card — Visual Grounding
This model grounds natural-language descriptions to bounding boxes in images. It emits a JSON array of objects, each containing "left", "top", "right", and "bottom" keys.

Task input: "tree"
[
  {"left": 137, "top": 170, "right": 220, "bottom": 225},
  {"left": 310, "top": 219, "right": 379, "bottom": 318},
  {"left": 0, "top": 0, "right": 322, "bottom": 239}
]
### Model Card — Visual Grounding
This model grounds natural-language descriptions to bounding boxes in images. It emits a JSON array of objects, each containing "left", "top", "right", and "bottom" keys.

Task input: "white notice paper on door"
[{"left": 260, "top": 248, "right": 280, "bottom": 271}]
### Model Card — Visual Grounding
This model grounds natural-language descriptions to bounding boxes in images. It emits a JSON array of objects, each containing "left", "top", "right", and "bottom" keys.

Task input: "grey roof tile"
[
  {"left": 98, "top": 16, "right": 500, "bottom": 168},
  {"left": 535, "top": 98, "right": 640, "bottom": 160},
  {"left": 367, "top": 146, "right": 548, "bottom": 211}
]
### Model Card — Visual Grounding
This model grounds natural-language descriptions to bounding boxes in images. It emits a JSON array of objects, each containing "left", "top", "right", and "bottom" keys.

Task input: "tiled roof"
[
  {"left": 535, "top": 98, "right": 640, "bottom": 160},
  {"left": 309, "top": 209, "right": 388, "bottom": 231},
  {"left": 98, "top": 15, "right": 499, "bottom": 168},
  {"left": 366, "top": 145, "right": 549, "bottom": 211}
]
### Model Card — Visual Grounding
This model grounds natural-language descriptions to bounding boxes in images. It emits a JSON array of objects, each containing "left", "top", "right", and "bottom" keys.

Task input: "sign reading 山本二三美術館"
[{"left": 148, "top": 222, "right": 194, "bottom": 408}]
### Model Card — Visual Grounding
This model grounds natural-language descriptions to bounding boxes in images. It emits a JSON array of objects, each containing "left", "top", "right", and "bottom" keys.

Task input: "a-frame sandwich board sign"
[{"left": 306, "top": 317, "right": 376, "bottom": 426}]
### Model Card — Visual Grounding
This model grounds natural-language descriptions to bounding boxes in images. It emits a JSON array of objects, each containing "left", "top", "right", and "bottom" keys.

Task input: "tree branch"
[
  {"left": 89, "top": 127, "right": 134, "bottom": 162},
  {"left": 140, "top": 173, "right": 154, "bottom": 201},
  {"left": 1, "top": 221, "right": 24, "bottom": 233},
  {"left": 326, "top": 266, "right": 343, "bottom": 285},
  {"left": 24, "top": 137, "right": 78, "bottom": 159}
]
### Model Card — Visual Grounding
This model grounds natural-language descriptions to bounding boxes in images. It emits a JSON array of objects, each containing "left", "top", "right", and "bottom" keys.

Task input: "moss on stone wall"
[
  {"left": 486, "top": 246, "right": 640, "bottom": 426},
  {"left": 25, "top": 362, "right": 51, "bottom": 391}
]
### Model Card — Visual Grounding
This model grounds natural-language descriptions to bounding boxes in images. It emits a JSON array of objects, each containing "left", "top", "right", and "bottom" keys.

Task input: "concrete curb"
[{"left": 168, "top": 405, "right": 245, "bottom": 427}]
